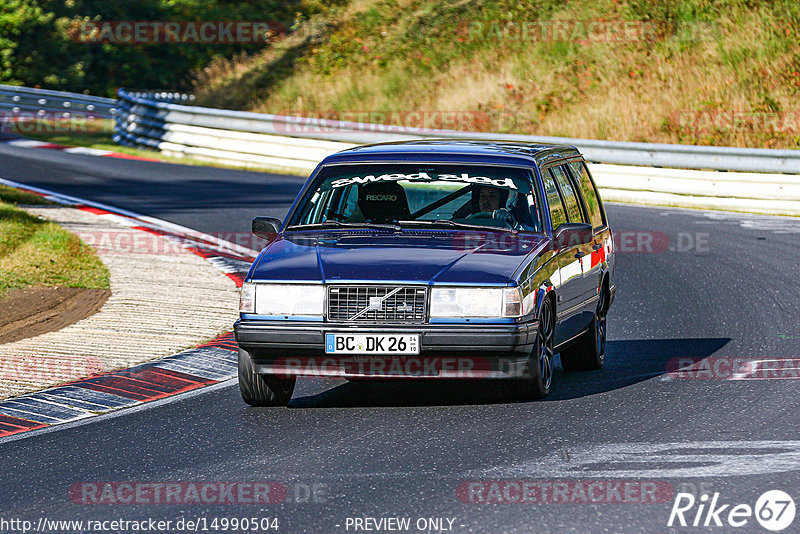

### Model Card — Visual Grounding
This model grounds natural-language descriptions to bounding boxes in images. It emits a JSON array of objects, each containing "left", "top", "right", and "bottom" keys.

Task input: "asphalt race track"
[{"left": 2, "top": 141, "right": 800, "bottom": 533}]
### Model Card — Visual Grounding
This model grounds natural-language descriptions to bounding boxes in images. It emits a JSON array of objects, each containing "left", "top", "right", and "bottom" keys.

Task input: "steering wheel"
[{"left": 466, "top": 208, "right": 516, "bottom": 227}]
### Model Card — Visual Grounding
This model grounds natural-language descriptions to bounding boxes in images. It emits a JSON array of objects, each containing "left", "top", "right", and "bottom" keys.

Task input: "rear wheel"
[
  {"left": 238, "top": 349, "right": 295, "bottom": 406},
  {"left": 506, "top": 297, "right": 554, "bottom": 400},
  {"left": 560, "top": 283, "right": 607, "bottom": 372}
]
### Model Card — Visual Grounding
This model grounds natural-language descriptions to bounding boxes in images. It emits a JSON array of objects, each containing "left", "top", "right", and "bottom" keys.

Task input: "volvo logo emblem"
[
  {"left": 349, "top": 288, "right": 403, "bottom": 320},
  {"left": 368, "top": 297, "right": 384, "bottom": 311}
]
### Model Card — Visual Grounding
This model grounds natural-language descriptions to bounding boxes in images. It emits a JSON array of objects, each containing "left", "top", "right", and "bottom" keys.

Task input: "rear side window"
[
  {"left": 550, "top": 165, "right": 585, "bottom": 223},
  {"left": 541, "top": 169, "right": 567, "bottom": 230},
  {"left": 569, "top": 160, "right": 605, "bottom": 229}
]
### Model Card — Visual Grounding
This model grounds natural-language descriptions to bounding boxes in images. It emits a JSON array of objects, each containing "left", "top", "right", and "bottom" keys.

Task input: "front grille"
[{"left": 327, "top": 286, "right": 427, "bottom": 323}]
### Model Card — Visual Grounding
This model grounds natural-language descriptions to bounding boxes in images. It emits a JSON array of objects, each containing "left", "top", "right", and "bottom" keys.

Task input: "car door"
[
  {"left": 549, "top": 164, "right": 598, "bottom": 335},
  {"left": 568, "top": 158, "right": 612, "bottom": 310},
  {"left": 541, "top": 166, "right": 583, "bottom": 344}
]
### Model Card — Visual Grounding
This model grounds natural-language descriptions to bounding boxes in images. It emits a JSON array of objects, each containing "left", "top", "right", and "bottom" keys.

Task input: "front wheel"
[
  {"left": 505, "top": 297, "right": 554, "bottom": 400},
  {"left": 238, "top": 349, "right": 296, "bottom": 406}
]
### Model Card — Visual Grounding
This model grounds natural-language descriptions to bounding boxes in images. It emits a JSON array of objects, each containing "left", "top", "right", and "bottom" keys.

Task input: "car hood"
[{"left": 249, "top": 231, "right": 545, "bottom": 284}]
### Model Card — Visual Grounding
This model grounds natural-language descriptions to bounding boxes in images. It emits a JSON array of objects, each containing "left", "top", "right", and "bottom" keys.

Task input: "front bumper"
[{"left": 234, "top": 319, "right": 539, "bottom": 379}]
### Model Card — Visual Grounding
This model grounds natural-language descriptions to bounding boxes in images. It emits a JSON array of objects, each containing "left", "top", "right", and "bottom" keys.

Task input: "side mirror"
[
  {"left": 554, "top": 222, "right": 593, "bottom": 249},
  {"left": 252, "top": 217, "right": 282, "bottom": 240}
]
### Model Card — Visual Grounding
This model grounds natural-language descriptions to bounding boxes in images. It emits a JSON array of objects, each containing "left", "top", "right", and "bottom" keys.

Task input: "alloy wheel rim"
[
  {"left": 596, "top": 287, "right": 607, "bottom": 359},
  {"left": 539, "top": 302, "right": 554, "bottom": 390}
]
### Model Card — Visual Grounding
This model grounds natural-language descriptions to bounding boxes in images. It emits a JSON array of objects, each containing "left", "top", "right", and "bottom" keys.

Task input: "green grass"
[
  {"left": 191, "top": 0, "right": 800, "bottom": 149},
  {"left": 0, "top": 185, "right": 110, "bottom": 296}
]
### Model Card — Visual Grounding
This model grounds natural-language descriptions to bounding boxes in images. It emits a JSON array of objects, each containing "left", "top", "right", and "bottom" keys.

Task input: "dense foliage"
[{"left": 0, "top": 0, "right": 338, "bottom": 96}]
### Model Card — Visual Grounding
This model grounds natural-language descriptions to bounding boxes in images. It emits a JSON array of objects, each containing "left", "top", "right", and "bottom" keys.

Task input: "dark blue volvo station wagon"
[{"left": 234, "top": 140, "right": 615, "bottom": 405}]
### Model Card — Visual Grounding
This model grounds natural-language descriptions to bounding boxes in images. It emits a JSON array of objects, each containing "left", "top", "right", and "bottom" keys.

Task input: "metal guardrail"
[
  {"left": 115, "top": 88, "right": 800, "bottom": 175},
  {"left": 125, "top": 91, "right": 196, "bottom": 105},
  {"left": 2, "top": 86, "right": 798, "bottom": 215},
  {"left": 111, "top": 88, "right": 800, "bottom": 215},
  {"left": 0, "top": 84, "right": 116, "bottom": 119}
]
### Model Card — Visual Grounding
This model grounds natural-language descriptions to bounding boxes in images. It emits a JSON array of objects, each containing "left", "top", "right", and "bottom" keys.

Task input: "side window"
[
  {"left": 300, "top": 190, "right": 330, "bottom": 224},
  {"left": 321, "top": 185, "right": 356, "bottom": 221},
  {"left": 340, "top": 185, "right": 359, "bottom": 217},
  {"left": 551, "top": 165, "right": 585, "bottom": 223},
  {"left": 542, "top": 169, "right": 567, "bottom": 230},
  {"left": 569, "top": 160, "right": 605, "bottom": 229}
]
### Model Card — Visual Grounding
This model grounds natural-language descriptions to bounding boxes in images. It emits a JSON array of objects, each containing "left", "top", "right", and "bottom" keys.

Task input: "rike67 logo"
[{"left": 668, "top": 490, "right": 795, "bottom": 531}]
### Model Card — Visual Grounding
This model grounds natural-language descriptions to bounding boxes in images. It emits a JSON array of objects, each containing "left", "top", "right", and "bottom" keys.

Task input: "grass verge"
[
  {"left": 193, "top": 0, "right": 800, "bottom": 149},
  {"left": 0, "top": 185, "right": 110, "bottom": 297}
]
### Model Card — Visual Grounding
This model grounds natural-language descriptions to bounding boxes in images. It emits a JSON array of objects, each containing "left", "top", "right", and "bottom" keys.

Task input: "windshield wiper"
[
  {"left": 397, "top": 219, "right": 517, "bottom": 233},
  {"left": 287, "top": 221, "right": 401, "bottom": 231}
]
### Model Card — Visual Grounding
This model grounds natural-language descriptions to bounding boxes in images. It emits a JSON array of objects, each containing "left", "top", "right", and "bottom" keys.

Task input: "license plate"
[{"left": 325, "top": 333, "right": 420, "bottom": 355}]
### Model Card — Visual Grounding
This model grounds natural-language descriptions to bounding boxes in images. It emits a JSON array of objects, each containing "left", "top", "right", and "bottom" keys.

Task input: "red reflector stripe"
[
  {"left": 79, "top": 367, "right": 215, "bottom": 401},
  {"left": 79, "top": 377, "right": 168, "bottom": 400},
  {"left": 0, "top": 415, "right": 47, "bottom": 437},
  {"left": 0, "top": 414, "right": 45, "bottom": 429},
  {"left": 198, "top": 332, "right": 237, "bottom": 350},
  {"left": 76, "top": 206, "right": 109, "bottom": 216},
  {"left": 116, "top": 367, "right": 213, "bottom": 389},
  {"left": 37, "top": 143, "right": 70, "bottom": 150},
  {"left": 102, "top": 152, "right": 161, "bottom": 161}
]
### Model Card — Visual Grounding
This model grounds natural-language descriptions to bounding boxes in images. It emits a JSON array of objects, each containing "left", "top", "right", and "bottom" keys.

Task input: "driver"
[
  {"left": 478, "top": 186, "right": 502, "bottom": 213},
  {"left": 463, "top": 185, "right": 517, "bottom": 228}
]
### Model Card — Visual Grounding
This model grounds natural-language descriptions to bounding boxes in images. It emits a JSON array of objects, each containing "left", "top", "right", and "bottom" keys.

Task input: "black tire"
[
  {"left": 560, "top": 282, "right": 608, "bottom": 372},
  {"left": 505, "top": 297, "right": 554, "bottom": 400},
  {"left": 238, "top": 349, "right": 296, "bottom": 406}
]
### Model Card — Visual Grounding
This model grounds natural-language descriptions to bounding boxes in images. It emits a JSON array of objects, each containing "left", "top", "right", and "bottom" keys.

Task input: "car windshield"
[{"left": 287, "top": 163, "right": 543, "bottom": 232}]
